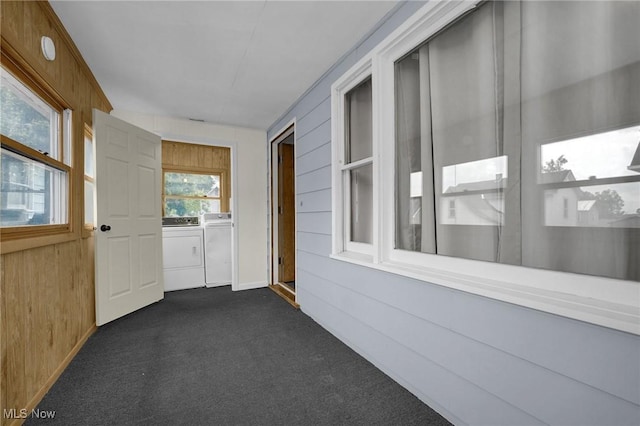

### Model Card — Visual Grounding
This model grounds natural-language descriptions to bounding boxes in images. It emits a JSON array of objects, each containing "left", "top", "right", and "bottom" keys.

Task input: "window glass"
[
  {"left": 394, "top": 0, "right": 640, "bottom": 280},
  {"left": 164, "top": 172, "right": 220, "bottom": 197},
  {"left": 84, "top": 180, "right": 95, "bottom": 225},
  {"left": 521, "top": 0, "right": 640, "bottom": 280},
  {"left": 350, "top": 164, "right": 373, "bottom": 244},
  {"left": 345, "top": 78, "right": 372, "bottom": 163},
  {"left": 0, "top": 148, "right": 67, "bottom": 226},
  {"left": 163, "top": 172, "right": 221, "bottom": 217},
  {"left": 342, "top": 76, "right": 374, "bottom": 247},
  {"left": 84, "top": 133, "right": 94, "bottom": 178},
  {"left": 83, "top": 128, "right": 95, "bottom": 227},
  {"left": 1, "top": 69, "right": 59, "bottom": 158},
  {"left": 164, "top": 198, "right": 220, "bottom": 217}
]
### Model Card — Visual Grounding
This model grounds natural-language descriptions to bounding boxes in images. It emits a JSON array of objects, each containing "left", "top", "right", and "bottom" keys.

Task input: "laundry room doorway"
[{"left": 270, "top": 123, "right": 297, "bottom": 307}]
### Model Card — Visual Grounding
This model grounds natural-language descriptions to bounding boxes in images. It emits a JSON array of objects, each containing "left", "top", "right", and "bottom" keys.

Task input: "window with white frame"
[
  {"left": 332, "top": 61, "right": 374, "bottom": 256},
  {"left": 332, "top": 0, "right": 640, "bottom": 334},
  {"left": 392, "top": 0, "right": 639, "bottom": 280},
  {"left": 1, "top": 64, "right": 71, "bottom": 233}
]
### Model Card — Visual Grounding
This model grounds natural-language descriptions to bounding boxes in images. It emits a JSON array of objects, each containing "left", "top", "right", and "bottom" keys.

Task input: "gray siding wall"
[{"left": 268, "top": 2, "right": 640, "bottom": 424}]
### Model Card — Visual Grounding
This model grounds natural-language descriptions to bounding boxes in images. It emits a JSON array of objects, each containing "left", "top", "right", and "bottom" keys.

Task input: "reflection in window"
[
  {"left": 540, "top": 125, "right": 640, "bottom": 180},
  {"left": 442, "top": 156, "right": 507, "bottom": 193},
  {"left": 545, "top": 183, "right": 640, "bottom": 228},
  {"left": 441, "top": 156, "right": 507, "bottom": 226},
  {"left": 392, "top": 0, "right": 639, "bottom": 280},
  {"left": 540, "top": 126, "right": 640, "bottom": 228}
]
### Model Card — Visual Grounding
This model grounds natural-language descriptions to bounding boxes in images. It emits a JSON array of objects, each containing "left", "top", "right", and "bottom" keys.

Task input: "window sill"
[{"left": 330, "top": 251, "right": 640, "bottom": 336}]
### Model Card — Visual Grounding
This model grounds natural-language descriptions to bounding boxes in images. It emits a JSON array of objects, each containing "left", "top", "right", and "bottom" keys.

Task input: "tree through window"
[{"left": 163, "top": 171, "right": 222, "bottom": 217}]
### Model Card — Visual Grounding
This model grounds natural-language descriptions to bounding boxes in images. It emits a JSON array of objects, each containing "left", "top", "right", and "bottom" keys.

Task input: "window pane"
[
  {"left": 521, "top": 1, "right": 640, "bottom": 281},
  {"left": 0, "top": 148, "right": 67, "bottom": 226},
  {"left": 345, "top": 78, "right": 372, "bottom": 163},
  {"left": 1, "top": 68, "right": 59, "bottom": 158},
  {"left": 84, "top": 180, "right": 95, "bottom": 225},
  {"left": 164, "top": 172, "right": 220, "bottom": 197},
  {"left": 395, "top": 2, "right": 517, "bottom": 262},
  {"left": 84, "top": 133, "right": 94, "bottom": 178},
  {"left": 164, "top": 197, "right": 220, "bottom": 217},
  {"left": 350, "top": 164, "right": 373, "bottom": 244}
]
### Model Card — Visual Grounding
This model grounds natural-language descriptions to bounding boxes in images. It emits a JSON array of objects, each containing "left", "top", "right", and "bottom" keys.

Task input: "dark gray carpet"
[{"left": 28, "top": 287, "right": 451, "bottom": 425}]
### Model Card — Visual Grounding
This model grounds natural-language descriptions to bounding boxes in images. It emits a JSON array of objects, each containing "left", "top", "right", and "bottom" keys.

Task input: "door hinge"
[
  {"left": 278, "top": 206, "right": 282, "bottom": 215},
  {"left": 278, "top": 257, "right": 282, "bottom": 265},
  {"left": 278, "top": 155, "right": 282, "bottom": 164}
]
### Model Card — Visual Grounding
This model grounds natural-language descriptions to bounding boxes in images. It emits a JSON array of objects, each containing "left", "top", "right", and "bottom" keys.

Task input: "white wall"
[{"left": 112, "top": 110, "right": 268, "bottom": 289}]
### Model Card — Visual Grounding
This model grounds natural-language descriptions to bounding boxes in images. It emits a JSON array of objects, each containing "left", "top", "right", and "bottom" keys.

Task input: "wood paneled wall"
[
  {"left": 1, "top": 2, "right": 111, "bottom": 425},
  {"left": 162, "top": 140, "right": 232, "bottom": 212}
]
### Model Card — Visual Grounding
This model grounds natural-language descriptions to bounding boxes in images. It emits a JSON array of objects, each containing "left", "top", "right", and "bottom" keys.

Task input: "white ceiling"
[{"left": 50, "top": 1, "right": 398, "bottom": 130}]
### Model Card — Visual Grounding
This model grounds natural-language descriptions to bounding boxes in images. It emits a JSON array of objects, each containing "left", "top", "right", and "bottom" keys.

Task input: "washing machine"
[
  {"left": 203, "top": 212, "right": 232, "bottom": 287},
  {"left": 162, "top": 217, "right": 205, "bottom": 291}
]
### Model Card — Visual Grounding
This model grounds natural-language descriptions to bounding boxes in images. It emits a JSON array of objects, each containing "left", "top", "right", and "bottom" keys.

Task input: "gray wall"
[{"left": 267, "top": 2, "right": 640, "bottom": 424}]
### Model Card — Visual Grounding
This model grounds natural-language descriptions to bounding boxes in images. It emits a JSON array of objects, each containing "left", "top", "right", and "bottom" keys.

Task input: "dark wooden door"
[{"left": 278, "top": 142, "right": 295, "bottom": 283}]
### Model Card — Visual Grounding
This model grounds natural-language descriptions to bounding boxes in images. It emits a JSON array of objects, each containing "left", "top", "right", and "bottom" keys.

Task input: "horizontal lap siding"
[{"left": 268, "top": 1, "right": 640, "bottom": 424}]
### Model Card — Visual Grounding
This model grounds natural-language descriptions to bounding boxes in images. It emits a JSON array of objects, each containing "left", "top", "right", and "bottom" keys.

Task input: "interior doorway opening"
[{"left": 270, "top": 124, "right": 297, "bottom": 307}]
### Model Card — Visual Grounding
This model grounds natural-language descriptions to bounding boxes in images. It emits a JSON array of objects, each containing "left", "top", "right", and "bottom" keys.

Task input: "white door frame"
[{"left": 158, "top": 133, "right": 239, "bottom": 291}]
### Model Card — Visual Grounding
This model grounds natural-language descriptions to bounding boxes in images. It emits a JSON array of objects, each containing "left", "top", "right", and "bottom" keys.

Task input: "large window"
[
  {"left": 163, "top": 171, "right": 223, "bottom": 217},
  {"left": 1, "top": 64, "right": 71, "bottom": 234},
  {"left": 393, "top": 0, "right": 639, "bottom": 280},
  {"left": 332, "top": 0, "right": 640, "bottom": 334}
]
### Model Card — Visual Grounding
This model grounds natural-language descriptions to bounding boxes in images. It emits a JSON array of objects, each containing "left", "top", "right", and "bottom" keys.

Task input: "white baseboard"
[{"left": 235, "top": 281, "right": 268, "bottom": 291}]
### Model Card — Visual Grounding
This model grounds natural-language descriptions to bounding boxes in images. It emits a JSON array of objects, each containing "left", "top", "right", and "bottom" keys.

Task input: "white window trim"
[
  {"left": 331, "top": 57, "right": 376, "bottom": 259},
  {"left": 329, "top": 0, "right": 640, "bottom": 335}
]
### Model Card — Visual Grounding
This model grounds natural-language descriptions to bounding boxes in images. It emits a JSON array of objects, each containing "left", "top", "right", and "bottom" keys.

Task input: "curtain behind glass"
[
  {"left": 346, "top": 78, "right": 373, "bottom": 163},
  {"left": 346, "top": 78, "right": 373, "bottom": 244},
  {"left": 520, "top": 1, "right": 640, "bottom": 280},
  {"left": 428, "top": 1, "right": 520, "bottom": 263},
  {"left": 395, "top": 46, "right": 436, "bottom": 253}
]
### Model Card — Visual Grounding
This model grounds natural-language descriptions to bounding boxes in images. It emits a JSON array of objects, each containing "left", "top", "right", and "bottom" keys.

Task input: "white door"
[{"left": 94, "top": 109, "right": 164, "bottom": 326}]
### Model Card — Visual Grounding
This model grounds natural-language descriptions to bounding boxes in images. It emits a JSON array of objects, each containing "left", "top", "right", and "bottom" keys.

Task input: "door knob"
[{"left": 100, "top": 224, "right": 111, "bottom": 232}]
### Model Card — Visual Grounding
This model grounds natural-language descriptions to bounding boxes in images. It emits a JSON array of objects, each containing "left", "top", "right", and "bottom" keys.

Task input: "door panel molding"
[{"left": 94, "top": 109, "right": 164, "bottom": 326}]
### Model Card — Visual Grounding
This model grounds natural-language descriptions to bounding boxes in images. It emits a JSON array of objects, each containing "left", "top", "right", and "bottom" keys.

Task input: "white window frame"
[
  {"left": 331, "top": 57, "right": 377, "bottom": 260},
  {"left": 330, "top": 0, "right": 640, "bottom": 335}
]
